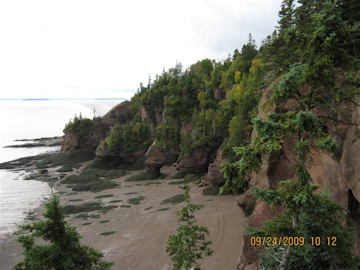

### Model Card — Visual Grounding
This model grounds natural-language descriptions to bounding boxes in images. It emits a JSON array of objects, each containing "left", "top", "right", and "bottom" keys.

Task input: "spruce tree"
[
  {"left": 14, "top": 191, "right": 113, "bottom": 270},
  {"left": 166, "top": 186, "right": 213, "bottom": 270},
  {"left": 220, "top": 1, "right": 359, "bottom": 265}
]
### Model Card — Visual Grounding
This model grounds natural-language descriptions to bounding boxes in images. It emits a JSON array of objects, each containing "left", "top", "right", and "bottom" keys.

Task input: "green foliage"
[
  {"left": 14, "top": 192, "right": 113, "bottom": 270},
  {"left": 154, "top": 120, "right": 180, "bottom": 149},
  {"left": 64, "top": 114, "right": 93, "bottom": 138},
  {"left": 221, "top": 106, "right": 355, "bottom": 267},
  {"left": 248, "top": 191, "right": 355, "bottom": 269},
  {"left": 105, "top": 121, "right": 152, "bottom": 154},
  {"left": 273, "top": 63, "right": 304, "bottom": 102},
  {"left": 166, "top": 187, "right": 213, "bottom": 270}
]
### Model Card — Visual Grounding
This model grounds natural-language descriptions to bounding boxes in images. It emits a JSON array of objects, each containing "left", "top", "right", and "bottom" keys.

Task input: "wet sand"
[{"left": 0, "top": 164, "right": 246, "bottom": 270}]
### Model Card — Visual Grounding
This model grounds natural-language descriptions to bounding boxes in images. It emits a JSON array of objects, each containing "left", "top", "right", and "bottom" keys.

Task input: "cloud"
[{"left": 0, "top": 0, "right": 282, "bottom": 99}]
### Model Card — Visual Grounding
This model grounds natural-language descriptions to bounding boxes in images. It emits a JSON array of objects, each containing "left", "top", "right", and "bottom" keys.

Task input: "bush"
[{"left": 64, "top": 115, "right": 94, "bottom": 138}]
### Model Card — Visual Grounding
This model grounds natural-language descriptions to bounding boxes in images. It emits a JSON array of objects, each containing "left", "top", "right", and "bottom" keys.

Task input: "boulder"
[
  {"left": 237, "top": 189, "right": 257, "bottom": 217},
  {"left": 39, "top": 169, "right": 48, "bottom": 174}
]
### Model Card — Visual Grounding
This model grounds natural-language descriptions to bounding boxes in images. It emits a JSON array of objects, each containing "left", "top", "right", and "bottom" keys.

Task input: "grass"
[
  {"left": 127, "top": 196, "right": 146, "bottom": 205},
  {"left": 161, "top": 194, "right": 185, "bottom": 205},
  {"left": 168, "top": 174, "right": 200, "bottom": 185},
  {"left": 157, "top": 208, "right": 170, "bottom": 211},
  {"left": 94, "top": 194, "right": 114, "bottom": 199},
  {"left": 121, "top": 205, "right": 131, "bottom": 208},
  {"left": 62, "top": 202, "right": 118, "bottom": 215},
  {"left": 202, "top": 186, "right": 218, "bottom": 196},
  {"left": 124, "top": 192, "right": 138, "bottom": 195},
  {"left": 99, "top": 231, "right": 116, "bottom": 236},
  {"left": 125, "top": 171, "right": 166, "bottom": 182},
  {"left": 144, "top": 206, "right": 153, "bottom": 210}
]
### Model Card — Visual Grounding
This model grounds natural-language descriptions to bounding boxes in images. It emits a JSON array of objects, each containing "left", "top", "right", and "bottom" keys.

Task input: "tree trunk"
[
  {"left": 279, "top": 246, "right": 291, "bottom": 270},
  {"left": 280, "top": 216, "right": 298, "bottom": 269}
]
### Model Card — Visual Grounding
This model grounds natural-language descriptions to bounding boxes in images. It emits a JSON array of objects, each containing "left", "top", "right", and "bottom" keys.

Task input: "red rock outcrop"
[
  {"left": 144, "top": 144, "right": 179, "bottom": 176},
  {"left": 145, "top": 144, "right": 179, "bottom": 167},
  {"left": 176, "top": 147, "right": 214, "bottom": 173},
  {"left": 237, "top": 201, "right": 281, "bottom": 270},
  {"left": 237, "top": 84, "right": 360, "bottom": 269},
  {"left": 237, "top": 189, "right": 257, "bottom": 217},
  {"left": 207, "top": 147, "right": 227, "bottom": 189},
  {"left": 62, "top": 101, "right": 132, "bottom": 152},
  {"left": 62, "top": 118, "right": 110, "bottom": 152}
]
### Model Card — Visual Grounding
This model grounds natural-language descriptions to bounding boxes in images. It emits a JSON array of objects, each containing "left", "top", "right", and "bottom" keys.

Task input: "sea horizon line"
[{"left": 0, "top": 98, "right": 126, "bottom": 101}]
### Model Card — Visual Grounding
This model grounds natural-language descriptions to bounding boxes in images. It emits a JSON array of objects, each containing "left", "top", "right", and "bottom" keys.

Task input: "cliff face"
[
  {"left": 237, "top": 86, "right": 360, "bottom": 269},
  {"left": 61, "top": 101, "right": 132, "bottom": 152},
  {"left": 60, "top": 77, "right": 359, "bottom": 270}
]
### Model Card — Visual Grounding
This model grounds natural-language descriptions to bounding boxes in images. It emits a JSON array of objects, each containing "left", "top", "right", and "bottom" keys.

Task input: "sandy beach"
[{"left": 0, "top": 160, "right": 246, "bottom": 270}]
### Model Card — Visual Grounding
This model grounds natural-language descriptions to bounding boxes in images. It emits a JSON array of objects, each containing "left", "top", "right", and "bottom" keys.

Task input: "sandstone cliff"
[
  {"left": 236, "top": 84, "right": 360, "bottom": 269},
  {"left": 61, "top": 101, "right": 132, "bottom": 152}
]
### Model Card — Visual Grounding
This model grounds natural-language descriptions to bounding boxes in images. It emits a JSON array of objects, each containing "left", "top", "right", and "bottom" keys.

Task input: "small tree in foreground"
[
  {"left": 14, "top": 191, "right": 113, "bottom": 270},
  {"left": 166, "top": 186, "right": 213, "bottom": 270}
]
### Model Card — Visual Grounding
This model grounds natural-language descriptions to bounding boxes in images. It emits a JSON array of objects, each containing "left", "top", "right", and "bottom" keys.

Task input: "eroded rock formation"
[
  {"left": 62, "top": 101, "right": 132, "bottom": 152},
  {"left": 144, "top": 144, "right": 179, "bottom": 176},
  {"left": 207, "top": 147, "right": 227, "bottom": 189}
]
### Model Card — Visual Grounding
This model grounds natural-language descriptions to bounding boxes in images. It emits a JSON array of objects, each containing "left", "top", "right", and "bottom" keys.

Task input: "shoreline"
[
  {"left": 0, "top": 149, "right": 246, "bottom": 270},
  {"left": 4, "top": 136, "right": 63, "bottom": 149}
]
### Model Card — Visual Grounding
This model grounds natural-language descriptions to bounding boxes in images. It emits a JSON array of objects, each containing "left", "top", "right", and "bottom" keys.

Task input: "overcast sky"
[{"left": 0, "top": 0, "right": 282, "bottom": 99}]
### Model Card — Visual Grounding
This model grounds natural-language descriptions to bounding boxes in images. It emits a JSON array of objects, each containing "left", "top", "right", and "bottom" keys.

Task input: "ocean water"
[{"left": 0, "top": 99, "right": 123, "bottom": 239}]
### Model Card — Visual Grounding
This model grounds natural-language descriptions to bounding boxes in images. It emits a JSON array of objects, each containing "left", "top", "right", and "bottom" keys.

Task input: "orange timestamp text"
[{"left": 250, "top": 236, "right": 337, "bottom": 246}]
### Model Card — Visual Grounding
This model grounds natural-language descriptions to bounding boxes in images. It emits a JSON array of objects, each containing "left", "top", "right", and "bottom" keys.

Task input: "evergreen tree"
[
  {"left": 14, "top": 191, "right": 113, "bottom": 270},
  {"left": 240, "top": 33, "right": 258, "bottom": 74},
  {"left": 166, "top": 186, "right": 213, "bottom": 270}
]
